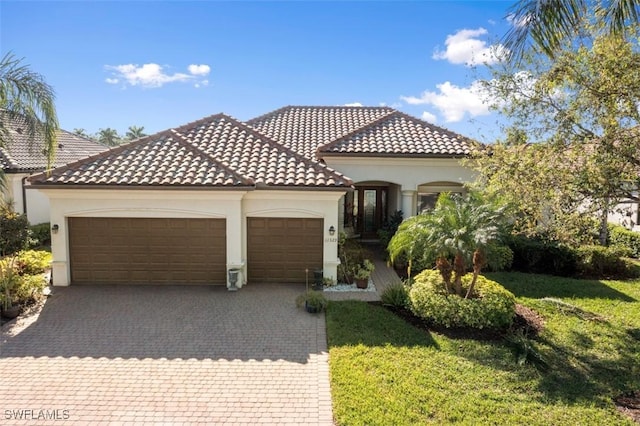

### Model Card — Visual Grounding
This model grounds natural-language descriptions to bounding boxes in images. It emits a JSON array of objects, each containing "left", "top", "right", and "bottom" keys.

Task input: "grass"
[{"left": 326, "top": 272, "right": 640, "bottom": 425}]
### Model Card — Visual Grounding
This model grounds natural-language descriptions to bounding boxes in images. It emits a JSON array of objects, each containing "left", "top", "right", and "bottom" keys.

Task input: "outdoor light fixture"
[
  {"left": 51, "top": 224, "right": 59, "bottom": 234},
  {"left": 329, "top": 226, "right": 336, "bottom": 236}
]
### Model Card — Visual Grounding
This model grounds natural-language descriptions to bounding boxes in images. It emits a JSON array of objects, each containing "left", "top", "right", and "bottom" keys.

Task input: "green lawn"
[{"left": 326, "top": 272, "right": 640, "bottom": 425}]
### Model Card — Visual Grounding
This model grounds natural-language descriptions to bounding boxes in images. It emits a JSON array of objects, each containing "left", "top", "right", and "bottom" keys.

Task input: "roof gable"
[
  {"left": 247, "top": 106, "right": 394, "bottom": 160},
  {"left": 28, "top": 114, "right": 351, "bottom": 190},
  {"left": 318, "top": 111, "right": 472, "bottom": 157}
]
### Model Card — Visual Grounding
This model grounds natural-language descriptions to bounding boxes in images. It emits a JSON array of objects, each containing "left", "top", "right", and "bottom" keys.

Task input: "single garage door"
[
  {"left": 247, "top": 217, "right": 323, "bottom": 283},
  {"left": 69, "top": 217, "right": 226, "bottom": 285}
]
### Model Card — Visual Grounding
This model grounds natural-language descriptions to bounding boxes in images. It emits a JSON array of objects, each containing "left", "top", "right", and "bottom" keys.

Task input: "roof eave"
[
  {"left": 26, "top": 183, "right": 257, "bottom": 191},
  {"left": 318, "top": 152, "right": 471, "bottom": 159}
]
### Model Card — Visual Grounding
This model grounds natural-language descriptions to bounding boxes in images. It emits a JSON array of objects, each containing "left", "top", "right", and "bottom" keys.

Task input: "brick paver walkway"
[{"left": 1, "top": 284, "right": 332, "bottom": 425}]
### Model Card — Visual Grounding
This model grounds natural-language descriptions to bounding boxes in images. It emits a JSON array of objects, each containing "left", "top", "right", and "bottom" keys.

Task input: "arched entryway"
[{"left": 342, "top": 181, "right": 401, "bottom": 239}]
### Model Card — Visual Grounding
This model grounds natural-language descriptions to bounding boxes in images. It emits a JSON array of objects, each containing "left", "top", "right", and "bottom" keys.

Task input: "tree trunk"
[
  {"left": 599, "top": 199, "right": 609, "bottom": 246},
  {"left": 436, "top": 257, "right": 453, "bottom": 293},
  {"left": 465, "top": 249, "right": 484, "bottom": 299},
  {"left": 453, "top": 253, "right": 465, "bottom": 296}
]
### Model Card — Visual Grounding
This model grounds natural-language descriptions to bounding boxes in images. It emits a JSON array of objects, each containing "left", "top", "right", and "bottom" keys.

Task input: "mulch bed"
[
  {"left": 616, "top": 391, "right": 640, "bottom": 423},
  {"left": 377, "top": 302, "right": 545, "bottom": 341}
]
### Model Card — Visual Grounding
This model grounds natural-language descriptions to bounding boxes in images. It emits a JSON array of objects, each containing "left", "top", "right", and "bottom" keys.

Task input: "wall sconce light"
[
  {"left": 329, "top": 226, "right": 336, "bottom": 236},
  {"left": 51, "top": 224, "right": 59, "bottom": 234}
]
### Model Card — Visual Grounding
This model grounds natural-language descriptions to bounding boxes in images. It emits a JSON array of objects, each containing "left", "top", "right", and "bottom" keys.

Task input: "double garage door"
[
  {"left": 69, "top": 218, "right": 227, "bottom": 285},
  {"left": 69, "top": 217, "right": 323, "bottom": 285}
]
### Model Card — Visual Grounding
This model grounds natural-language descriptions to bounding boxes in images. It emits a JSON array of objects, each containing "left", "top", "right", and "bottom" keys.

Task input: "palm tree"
[
  {"left": 72, "top": 128, "right": 90, "bottom": 138},
  {"left": 389, "top": 192, "right": 507, "bottom": 298},
  {"left": 125, "top": 125, "right": 146, "bottom": 141},
  {"left": 0, "top": 52, "right": 59, "bottom": 168},
  {"left": 504, "top": 0, "right": 639, "bottom": 58},
  {"left": 97, "top": 128, "right": 121, "bottom": 147}
]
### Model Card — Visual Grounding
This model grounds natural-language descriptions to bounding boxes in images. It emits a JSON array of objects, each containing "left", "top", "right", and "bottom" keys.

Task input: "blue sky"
[{"left": 1, "top": 1, "right": 515, "bottom": 142}]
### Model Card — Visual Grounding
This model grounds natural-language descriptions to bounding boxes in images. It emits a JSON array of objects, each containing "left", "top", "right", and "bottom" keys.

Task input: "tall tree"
[
  {"left": 0, "top": 52, "right": 59, "bottom": 167},
  {"left": 478, "top": 24, "right": 640, "bottom": 244},
  {"left": 125, "top": 125, "right": 146, "bottom": 140},
  {"left": 72, "top": 128, "right": 90, "bottom": 138},
  {"left": 504, "top": 0, "right": 639, "bottom": 59},
  {"left": 97, "top": 128, "right": 121, "bottom": 147}
]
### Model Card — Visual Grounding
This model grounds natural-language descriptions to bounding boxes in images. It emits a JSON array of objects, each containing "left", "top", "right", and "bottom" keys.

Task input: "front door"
[{"left": 356, "top": 186, "right": 387, "bottom": 239}]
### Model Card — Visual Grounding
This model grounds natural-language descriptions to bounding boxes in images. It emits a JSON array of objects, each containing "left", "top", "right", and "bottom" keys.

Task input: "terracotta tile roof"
[
  {"left": 318, "top": 111, "right": 472, "bottom": 157},
  {"left": 247, "top": 106, "right": 395, "bottom": 159},
  {"left": 0, "top": 123, "right": 107, "bottom": 172},
  {"left": 247, "top": 105, "right": 473, "bottom": 159},
  {"left": 28, "top": 114, "right": 351, "bottom": 190}
]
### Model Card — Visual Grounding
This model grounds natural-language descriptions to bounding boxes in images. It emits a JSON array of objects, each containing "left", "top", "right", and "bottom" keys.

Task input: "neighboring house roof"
[
  {"left": 0, "top": 125, "right": 107, "bottom": 172},
  {"left": 28, "top": 114, "right": 352, "bottom": 190},
  {"left": 247, "top": 105, "right": 473, "bottom": 160},
  {"left": 247, "top": 105, "right": 395, "bottom": 159},
  {"left": 318, "top": 111, "right": 472, "bottom": 158}
]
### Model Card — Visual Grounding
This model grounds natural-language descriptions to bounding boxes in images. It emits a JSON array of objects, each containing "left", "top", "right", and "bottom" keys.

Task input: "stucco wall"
[
  {"left": 325, "top": 157, "right": 475, "bottom": 217},
  {"left": 36, "top": 188, "right": 344, "bottom": 287},
  {"left": 3, "top": 173, "right": 51, "bottom": 225}
]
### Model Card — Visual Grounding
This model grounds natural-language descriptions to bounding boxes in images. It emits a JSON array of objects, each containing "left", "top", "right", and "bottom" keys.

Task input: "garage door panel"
[
  {"left": 247, "top": 217, "right": 323, "bottom": 284},
  {"left": 69, "top": 217, "right": 226, "bottom": 285}
]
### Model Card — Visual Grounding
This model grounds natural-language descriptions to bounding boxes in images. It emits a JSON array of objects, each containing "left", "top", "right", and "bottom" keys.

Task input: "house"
[
  {"left": 0, "top": 123, "right": 107, "bottom": 224},
  {"left": 27, "top": 106, "right": 475, "bottom": 288}
]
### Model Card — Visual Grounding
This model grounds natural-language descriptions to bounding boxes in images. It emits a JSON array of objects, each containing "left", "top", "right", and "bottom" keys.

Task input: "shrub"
[
  {"left": 381, "top": 282, "right": 409, "bottom": 308},
  {"left": 575, "top": 245, "right": 636, "bottom": 279},
  {"left": 409, "top": 269, "right": 516, "bottom": 329},
  {"left": 13, "top": 274, "right": 48, "bottom": 304},
  {"left": 0, "top": 206, "right": 30, "bottom": 256},
  {"left": 29, "top": 222, "right": 51, "bottom": 248},
  {"left": 608, "top": 224, "right": 640, "bottom": 258},
  {"left": 507, "top": 234, "right": 577, "bottom": 276},
  {"left": 485, "top": 243, "right": 514, "bottom": 272},
  {"left": 377, "top": 210, "right": 404, "bottom": 248},
  {"left": 15, "top": 250, "right": 52, "bottom": 275}
]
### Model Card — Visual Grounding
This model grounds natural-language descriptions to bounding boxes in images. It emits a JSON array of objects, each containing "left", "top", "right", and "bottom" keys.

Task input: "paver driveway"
[{"left": 0, "top": 284, "right": 333, "bottom": 425}]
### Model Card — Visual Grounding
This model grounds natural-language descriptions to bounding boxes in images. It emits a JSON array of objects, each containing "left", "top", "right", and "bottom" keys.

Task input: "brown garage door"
[
  {"left": 247, "top": 217, "right": 323, "bottom": 284},
  {"left": 69, "top": 217, "right": 226, "bottom": 285}
]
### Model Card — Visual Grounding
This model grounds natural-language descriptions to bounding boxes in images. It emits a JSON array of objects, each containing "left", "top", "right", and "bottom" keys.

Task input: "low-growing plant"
[
  {"left": 296, "top": 290, "right": 328, "bottom": 312},
  {"left": 505, "top": 330, "right": 549, "bottom": 371},
  {"left": 380, "top": 282, "right": 409, "bottom": 308},
  {"left": 15, "top": 250, "right": 52, "bottom": 275},
  {"left": 353, "top": 259, "right": 375, "bottom": 280},
  {"left": 13, "top": 273, "right": 48, "bottom": 304},
  {"left": 409, "top": 269, "right": 516, "bottom": 329}
]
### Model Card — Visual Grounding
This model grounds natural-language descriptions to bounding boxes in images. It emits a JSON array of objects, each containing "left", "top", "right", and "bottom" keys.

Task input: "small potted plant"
[
  {"left": 296, "top": 290, "right": 328, "bottom": 313},
  {"left": 353, "top": 259, "right": 375, "bottom": 289}
]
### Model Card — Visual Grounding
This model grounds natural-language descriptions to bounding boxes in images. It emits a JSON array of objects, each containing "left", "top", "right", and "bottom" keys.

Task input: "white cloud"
[
  {"left": 421, "top": 111, "right": 437, "bottom": 123},
  {"left": 343, "top": 102, "right": 363, "bottom": 107},
  {"left": 188, "top": 64, "right": 211, "bottom": 76},
  {"left": 401, "top": 80, "right": 495, "bottom": 123},
  {"left": 105, "top": 63, "right": 211, "bottom": 88},
  {"left": 432, "top": 28, "right": 507, "bottom": 67},
  {"left": 506, "top": 13, "right": 531, "bottom": 29}
]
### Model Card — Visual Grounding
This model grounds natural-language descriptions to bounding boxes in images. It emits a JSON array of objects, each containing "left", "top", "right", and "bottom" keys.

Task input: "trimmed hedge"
[
  {"left": 608, "top": 224, "right": 640, "bottom": 258},
  {"left": 507, "top": 235, "right": 577, "bottom": 276},
  {"left": 409, "top": 270, "right": 516, "bottom": 329},
  {"left": 575, "top": 245, "right": 639, "bottom": 279}
]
